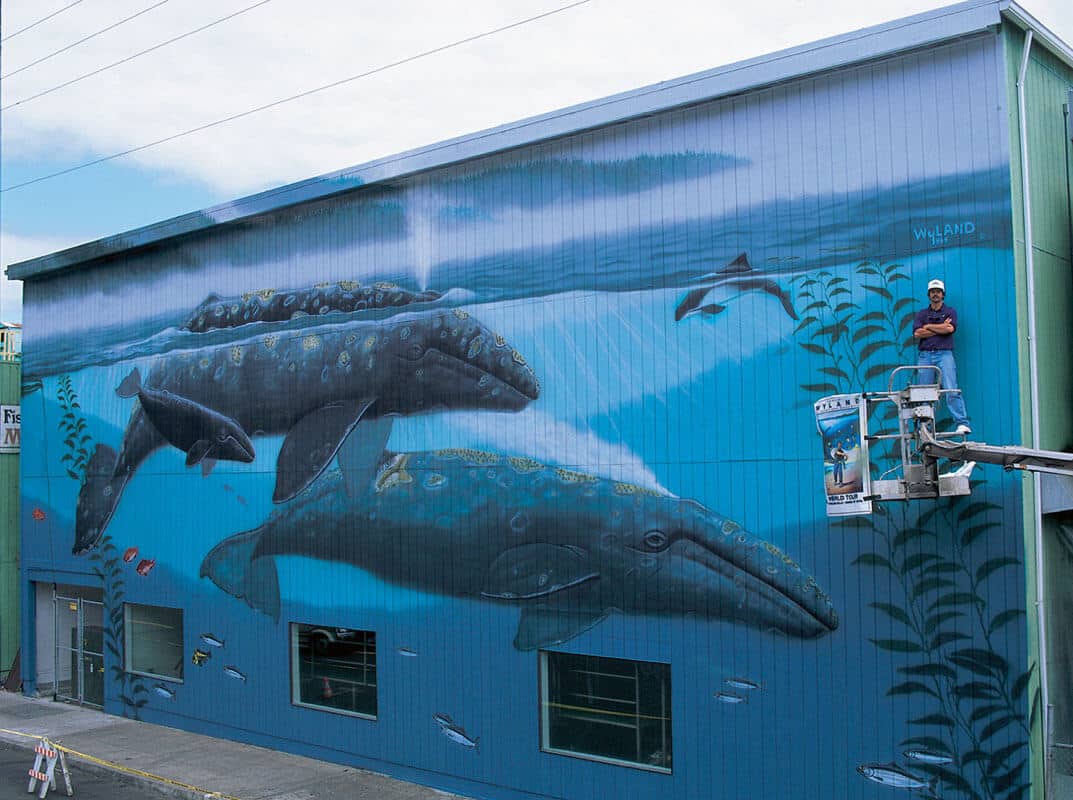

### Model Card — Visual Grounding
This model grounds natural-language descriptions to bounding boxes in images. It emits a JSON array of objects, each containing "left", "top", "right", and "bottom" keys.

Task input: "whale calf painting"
[
  {"left": 115, "top": 366, "right": 255, "bottom": 474},
  {"left": 74, "top": 308, "right": 540, "bottom": 554},
  {"left": 201, "top": 450, "right": 839, "bottom": 649}
]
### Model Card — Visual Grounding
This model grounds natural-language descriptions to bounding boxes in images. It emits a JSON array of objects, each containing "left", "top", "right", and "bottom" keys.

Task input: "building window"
[
  {"left": 540, "top": 651, "right": 672, "bottom": 772},
  {"left": 290, "top": 624, "right": 376, "bottom": 719},
  {"left": 124, "top": 604, "right": 183, "bottom": 681}
]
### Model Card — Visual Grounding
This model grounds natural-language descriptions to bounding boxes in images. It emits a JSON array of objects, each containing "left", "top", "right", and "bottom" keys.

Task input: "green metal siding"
[
  {"left": 1003, "top": 20, "right": 1073, "bottom": 798},
  {"left": 0, "top": 359, "right": 19, "bottom": 682}
]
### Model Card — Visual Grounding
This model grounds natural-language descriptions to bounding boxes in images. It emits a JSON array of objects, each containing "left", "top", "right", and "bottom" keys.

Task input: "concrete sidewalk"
[{"left": 0, "top": 689, "right": 466, "bottom": 799}]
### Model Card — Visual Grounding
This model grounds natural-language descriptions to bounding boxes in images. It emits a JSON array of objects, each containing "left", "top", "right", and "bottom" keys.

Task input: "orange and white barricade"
[{"left": 26, "top": 737, "right": 72, "bottom": 797}]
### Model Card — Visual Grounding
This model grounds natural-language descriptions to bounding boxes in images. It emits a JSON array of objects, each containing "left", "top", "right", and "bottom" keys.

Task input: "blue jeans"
[{"left": 917, "top": 349, "right": 970, "bottom": 428}]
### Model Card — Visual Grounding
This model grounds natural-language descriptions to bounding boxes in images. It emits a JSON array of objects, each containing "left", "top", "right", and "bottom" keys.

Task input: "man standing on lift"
[{"left": 913, "top": 278, "right": 971, "bottom": 435}]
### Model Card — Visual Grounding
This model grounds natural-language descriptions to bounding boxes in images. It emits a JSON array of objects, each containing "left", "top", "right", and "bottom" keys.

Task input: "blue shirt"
[{"left": 913, "top": 303, "right": 958, "bottom": 351}]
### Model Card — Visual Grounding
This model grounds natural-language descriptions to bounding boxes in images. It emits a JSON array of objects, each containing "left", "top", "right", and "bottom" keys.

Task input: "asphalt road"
[{"left": 0, "top": 740, "right": 160, "bottom": 800}]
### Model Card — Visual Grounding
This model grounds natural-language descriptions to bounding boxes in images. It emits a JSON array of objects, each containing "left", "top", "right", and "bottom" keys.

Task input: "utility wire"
[
  {"left": 2, "top": 1, "right": 85, "bottom": 43},
  {"left": 1, "top": 0, "right": 275, "bottom": 111},
  {"left": 3, "top": 0, "right": 171, "bottom": 80},
  {"left": 0, "top": 0, "right": 593, "bottom": 194}
]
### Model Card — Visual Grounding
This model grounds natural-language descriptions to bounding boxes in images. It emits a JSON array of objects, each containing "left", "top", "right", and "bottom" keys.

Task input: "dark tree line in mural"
[
  {"left": 57, "top": 378, "right": 147, "bottom": 718},
  {"left": 792, "top": 261, "right": 1032, "bottom": 800}
]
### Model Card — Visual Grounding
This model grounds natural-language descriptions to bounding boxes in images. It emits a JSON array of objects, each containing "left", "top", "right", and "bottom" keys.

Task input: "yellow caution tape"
[{"left": 2, "top": 726, "right": 241, "bottom": 799}]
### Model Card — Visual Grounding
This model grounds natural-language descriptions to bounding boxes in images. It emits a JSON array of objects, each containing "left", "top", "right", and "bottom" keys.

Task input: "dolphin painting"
[
  {"left": 673, "top": 253, "right": 798, "bottom": 322},
  {"left": 74, "top": 309, "right": 540, "bottom": 554},
  {"left": 115, "top": 367, "right": 255, "bottom": 474},
  {"left": 182, "top": 281, "right": 442, "bottom": 333},
  {"left": 200, "top": 450, "right": 839, "bottom": 649}
]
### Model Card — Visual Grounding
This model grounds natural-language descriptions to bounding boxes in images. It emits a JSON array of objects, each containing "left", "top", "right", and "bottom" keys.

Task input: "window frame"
[
  {"left": 538, "top": 650, "right": 672, "bottom": 774},
  {"left": 288, "top": 622, "right": 378, "bottom": 721},
  {"left": 123, "top": 603, "right": 184, "bottom": 683}
]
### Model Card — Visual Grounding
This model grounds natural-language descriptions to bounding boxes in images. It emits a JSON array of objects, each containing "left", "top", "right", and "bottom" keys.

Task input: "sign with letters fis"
[
  {"left": 815, "top": 394, "right": 871, "bottom": 517},
  {"left": 1, "top": 404, "right": 20, "bottom": 453}
]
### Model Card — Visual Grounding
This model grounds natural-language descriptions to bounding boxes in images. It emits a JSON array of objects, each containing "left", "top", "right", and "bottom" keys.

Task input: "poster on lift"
[{"left": 814, "top": 394, "right": 871, "bottom": 516}]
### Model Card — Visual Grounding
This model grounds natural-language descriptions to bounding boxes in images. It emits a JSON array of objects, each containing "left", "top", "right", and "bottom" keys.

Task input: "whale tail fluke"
[
  {"left": 116, "top": 368, "right": 142, "bottom": 398},
  {"left": 200, "top": 529, "right": 281, "bottom": 621},
  {"left": 73, "top": 444, "right": 127, "bottom": 555}
]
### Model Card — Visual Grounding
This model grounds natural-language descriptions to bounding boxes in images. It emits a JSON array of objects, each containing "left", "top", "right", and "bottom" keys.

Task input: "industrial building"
[{"left": 6, "top": 1, "right": 1073, "bottom": 797}]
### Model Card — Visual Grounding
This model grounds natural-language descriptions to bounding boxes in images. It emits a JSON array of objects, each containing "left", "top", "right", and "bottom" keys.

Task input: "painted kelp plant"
[
  {"left": 55, "top": 378, "right": 150, "bottom": 718},
  {"left": 792, "top": 262, "right": 1031, "bottom": 800}
]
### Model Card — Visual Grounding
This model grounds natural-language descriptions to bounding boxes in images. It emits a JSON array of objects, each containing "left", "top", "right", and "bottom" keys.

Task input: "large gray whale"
[
  {"left": 201, "top": 450, "right": 839, "bottom": 649},
  {"left": 75, "top": 309, "right": 540, "bottom": 554}
]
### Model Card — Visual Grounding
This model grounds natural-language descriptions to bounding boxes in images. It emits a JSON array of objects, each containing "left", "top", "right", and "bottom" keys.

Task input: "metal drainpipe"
[{"left": 1016, "top": 27, "right": 1053, "bottom": 796}]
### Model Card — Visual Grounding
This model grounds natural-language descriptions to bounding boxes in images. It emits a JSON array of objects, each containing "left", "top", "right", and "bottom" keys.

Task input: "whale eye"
[
  {"left": 401, "top": 343, "right": 425, "bottom": 361},
  {"left": 642, "top": 530, "right": 669, "bottom": 551}
]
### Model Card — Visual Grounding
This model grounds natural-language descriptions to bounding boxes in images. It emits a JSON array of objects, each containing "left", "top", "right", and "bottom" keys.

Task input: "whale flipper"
[
  {"left": 186, "top": 439, "right": 212, "bottom": 467},
  {"left": 337, "top": 416, "right": 393, "bottom": 498},
  {"left": 698, "top": 304, "right": 726, "bottom": 316},
  {"left": 200, "top": 529, "right": 281, "bottom": 620},
  {"left": 73, "top": 444, "right": 126, "bottom": 554},
  {"left": 482, "top": 545, "right": 599, "bottom": 600},
  {"left": 273, "top": 397, "right": 377, "bottom": 503},
  {"left": 514, "top": 604, "right": 608, "bottom": 651},
  {"left": 674, "top": 286, "right": 714, "bottom": 321}
]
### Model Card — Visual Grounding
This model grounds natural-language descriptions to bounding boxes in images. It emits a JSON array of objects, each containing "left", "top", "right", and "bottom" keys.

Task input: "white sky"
[{"left": 1, "top": 0, "right": 1072, "bottom": 321}]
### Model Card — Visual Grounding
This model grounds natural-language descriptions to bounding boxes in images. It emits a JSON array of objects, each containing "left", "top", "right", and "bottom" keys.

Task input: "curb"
[{"left": 1, "top": 729, "right": 235, "bottom": 800}]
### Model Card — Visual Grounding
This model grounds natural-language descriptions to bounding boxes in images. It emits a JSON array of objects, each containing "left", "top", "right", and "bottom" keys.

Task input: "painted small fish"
[
  {"left": 223, "top": 665, "right": 247, "bottom": 682},
  {"left": 856, "top": 762, "right": 937, "bottom": 792},
  {"left": 135, "top": 558, "right": 156, "bottom": 576},
  {"left": 200, "top": 633, "right": 225, "bottom": 648},
  {"left": 31, "top": 508, "right": 46, "bottom": 522},
  {"left": 433, "top": 715, "right": 478, "bottom": 750},
  {"left": 724, "top": 677, "right": 761, "bottom": 691},
  {"left": 123, "top": 547, "right": 138, "bottom": 563},
  {"left": 153, "top": 683, "right": 175, "bottom": 699},
  {"left": 236, "top": 495, "right": 248, "bottom": 507},
  {"left": 191, "top": 649, "right": 211, "bottom": 666},
  {"left": 397, "top": 647, "right": 418, "bottom": 658},
  {"left": 713, "top": 691, "right": 746, "bottom": 704},
  {"left": 903, "top": 749, "right": 953, "bottom": 765}
]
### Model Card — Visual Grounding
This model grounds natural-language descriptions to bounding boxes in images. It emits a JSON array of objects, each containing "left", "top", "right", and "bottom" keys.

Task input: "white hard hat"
[{"left": 927, "top": 279, "right": 945, "bottom": 292}]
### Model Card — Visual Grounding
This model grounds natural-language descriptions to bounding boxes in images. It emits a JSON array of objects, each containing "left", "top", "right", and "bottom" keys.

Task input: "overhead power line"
[
  {"left": 0, "top": 0, "right": 593, "bottom": 194},
  {"left": 3, "top": 0, "right": 171, "bottom": 80},
  {"left": 2, "top": 0, "right": 275, "bottom": 111},
  {"left": 2, "top": 0, "right": 85, "bottom": 43}
]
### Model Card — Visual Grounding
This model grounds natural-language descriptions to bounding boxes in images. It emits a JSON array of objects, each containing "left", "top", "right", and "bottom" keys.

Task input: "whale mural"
[
  {"left": 200, "top": 450, "right": 839, "bottom": 648},
  {"left": 74, "top": 307, "right": 540, "bottom": 553}
]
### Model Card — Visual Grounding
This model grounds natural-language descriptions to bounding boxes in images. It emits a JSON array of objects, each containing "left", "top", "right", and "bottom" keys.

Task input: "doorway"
[{"left": 53, "top": 593, "right": 104, "bottom": 708}]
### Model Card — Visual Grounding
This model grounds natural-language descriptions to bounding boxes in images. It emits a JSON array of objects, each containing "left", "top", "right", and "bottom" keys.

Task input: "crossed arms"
[{"left": 914, "top": 318, "right": 954, "bottom": 339}]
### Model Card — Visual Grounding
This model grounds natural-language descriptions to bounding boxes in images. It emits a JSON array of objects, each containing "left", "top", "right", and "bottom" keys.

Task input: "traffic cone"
[{"left": 321, "top": 677, "right": 332, "bottom": 699}]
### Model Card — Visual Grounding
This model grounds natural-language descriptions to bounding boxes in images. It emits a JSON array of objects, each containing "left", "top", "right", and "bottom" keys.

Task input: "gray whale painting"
[
  {"left": 201, "top": 450, "right": 839, "bottom": 649},
  {"left": 75, "top": 308, "right": 540, "bottom": 553},
  {"left": 182, "top": 280, "right": 443, "bottom": 333}
]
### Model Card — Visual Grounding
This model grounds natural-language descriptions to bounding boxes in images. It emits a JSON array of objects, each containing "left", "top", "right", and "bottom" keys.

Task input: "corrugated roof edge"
[{"left": 8, "top": 0, "right": 1035, "bottom": 282}]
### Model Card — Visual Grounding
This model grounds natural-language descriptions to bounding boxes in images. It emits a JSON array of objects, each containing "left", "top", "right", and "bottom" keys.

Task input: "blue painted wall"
[{"left": 20, "top": 33, "right": 1031, "bottom": 800}]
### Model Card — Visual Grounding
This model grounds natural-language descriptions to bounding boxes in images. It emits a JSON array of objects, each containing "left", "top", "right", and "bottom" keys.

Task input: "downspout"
[{"left": 1015, "top": 27, "right": 1052, "bottom": 796}]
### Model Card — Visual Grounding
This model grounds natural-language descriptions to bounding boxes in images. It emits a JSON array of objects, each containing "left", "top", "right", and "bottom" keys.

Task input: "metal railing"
[{"left": 0, "top": 327, "right": 21, "bottom": 361}]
